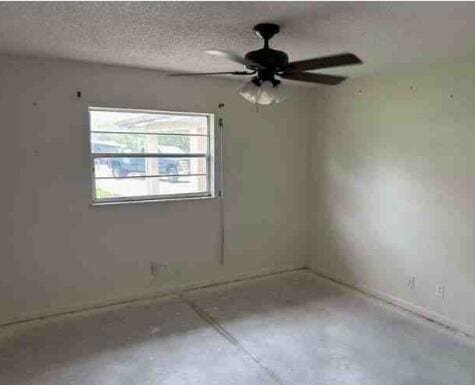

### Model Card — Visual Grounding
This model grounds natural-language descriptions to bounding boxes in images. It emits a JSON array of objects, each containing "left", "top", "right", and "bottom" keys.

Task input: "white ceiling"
[{"left": 1, "top": 2, "right": 475, "bottom": 82}]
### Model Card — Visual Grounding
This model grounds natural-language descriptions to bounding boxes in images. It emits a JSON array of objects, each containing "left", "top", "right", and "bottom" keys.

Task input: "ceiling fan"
[{"left": 169, "top": 23, "right": 363, "bottom": 105}]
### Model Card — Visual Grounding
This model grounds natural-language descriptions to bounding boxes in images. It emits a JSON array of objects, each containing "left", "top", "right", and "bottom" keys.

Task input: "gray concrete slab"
[
  {"left": 185, "top": 271, "right": 475, "bottom": 385},
  {"left": 0, "top": 296, "right": 277, "bottom": 385},
  {"left": 1, "top": 271, "right": 474, "bottom": 385}
]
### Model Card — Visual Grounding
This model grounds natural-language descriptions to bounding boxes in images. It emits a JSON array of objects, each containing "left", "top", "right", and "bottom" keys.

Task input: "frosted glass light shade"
[
  {"left": 239, "top": 79, "right": 287, "bottom": 105},
  {"left": 239, "top": 80, "right": 259, "bottom": 103}
]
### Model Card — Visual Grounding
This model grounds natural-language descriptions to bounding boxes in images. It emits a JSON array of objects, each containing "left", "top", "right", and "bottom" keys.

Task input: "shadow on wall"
[
  {"left": 309, "top": 117, "right": 449, "bottom": 288},
  {"left": 309, "top": 122, "right": 363, "bottom": 285},
  {"left": 308, "top": 71, "right": 475, "bottom": 340},
  {"left": 311, "top": 156, "right": 414, "bottom": 284}
]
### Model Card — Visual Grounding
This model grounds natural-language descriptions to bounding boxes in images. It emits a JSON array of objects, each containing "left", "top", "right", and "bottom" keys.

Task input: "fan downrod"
[{"left": 253, "top": 23, "right": 280, "bottom": 45}]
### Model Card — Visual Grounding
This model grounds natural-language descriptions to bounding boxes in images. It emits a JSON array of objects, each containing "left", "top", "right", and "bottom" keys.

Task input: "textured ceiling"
[{"left": 1, "top": 2, "right": 475, "bottom": 83}]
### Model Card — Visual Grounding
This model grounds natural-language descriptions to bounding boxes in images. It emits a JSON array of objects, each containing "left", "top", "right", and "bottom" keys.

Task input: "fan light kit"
[
  {"left": 169, "top": 23, "right": 363, "bottom": 105},
  {"left": 239, "top": 77, "right": 286, "bottom": 105}
]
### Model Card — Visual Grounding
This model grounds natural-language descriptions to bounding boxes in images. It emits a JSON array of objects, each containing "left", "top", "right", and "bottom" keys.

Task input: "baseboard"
[
  {"left": 0, "top": 264, "right": 305, "bottom": 328},
  {"left": 4, "top": 264, "right": 472, "bottom": 340},
  {"left": 309, "top": 267, "right": 474, "bottom": 339}
]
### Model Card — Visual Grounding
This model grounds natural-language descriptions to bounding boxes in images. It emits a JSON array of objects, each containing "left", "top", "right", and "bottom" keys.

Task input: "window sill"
[{"left": 91, "top": 195, "right": 219, "bottom": 207}]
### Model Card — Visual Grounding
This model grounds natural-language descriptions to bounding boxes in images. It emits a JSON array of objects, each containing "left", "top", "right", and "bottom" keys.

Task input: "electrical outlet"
[
  {"left": 436, "top": 285, "right": 446, "bottom": 299},
  {"left": 407, "top": 276, "right": 416, "bottom": 289}
]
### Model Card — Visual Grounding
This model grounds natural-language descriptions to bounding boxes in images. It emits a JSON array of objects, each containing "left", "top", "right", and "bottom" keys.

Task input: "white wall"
[
  {"left": 0, "top": 55, "right": 311, "bottom": 325},
  {"left": 5, "top": 53, "right": 473, "bottom": 337},
  {"left": 308, "top": 63, "right": 475, "bottom": 336}
]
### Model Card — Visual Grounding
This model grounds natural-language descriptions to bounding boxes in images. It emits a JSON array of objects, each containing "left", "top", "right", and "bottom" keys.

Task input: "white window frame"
[{"left": 89, "top": 107, "right": 217, "bottom": 205}]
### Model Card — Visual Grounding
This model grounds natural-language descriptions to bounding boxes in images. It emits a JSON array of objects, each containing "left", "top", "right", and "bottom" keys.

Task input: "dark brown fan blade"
[
  {"left": 283, "top": 53, "right": 362, "bottom": 72},
  {"left": 204, "top": 49, "right": 264, "bottom": 69},
  {"left": 168, "top": 71, "right": 253, "bottom": 77},
  {"left": 279, "top": 72, "right": 346, "bottom": 85}
]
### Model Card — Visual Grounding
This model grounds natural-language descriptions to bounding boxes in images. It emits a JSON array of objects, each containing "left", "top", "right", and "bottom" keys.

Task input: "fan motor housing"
[{"left": 245, "top": 48, "right": 289, "bottom": 71}]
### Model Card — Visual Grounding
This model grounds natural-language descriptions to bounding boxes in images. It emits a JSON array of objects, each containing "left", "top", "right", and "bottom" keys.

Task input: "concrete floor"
[{"left": 1, "top": 271, "right": 474, "bottom": 385}]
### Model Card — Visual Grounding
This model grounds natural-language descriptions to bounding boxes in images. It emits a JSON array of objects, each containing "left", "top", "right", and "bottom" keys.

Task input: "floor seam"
[{"left": 179, "top": 293, "right": 286, "bottom": 385}]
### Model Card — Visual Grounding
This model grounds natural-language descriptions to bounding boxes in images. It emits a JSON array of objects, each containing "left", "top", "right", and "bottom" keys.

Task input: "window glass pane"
[
  {"left": 91, "top": 132, "right": 208, "bottom": 154},
  {"left": 89, "top": 108, "right": 213, "bottom": 202},
  {"left": 90, "top": 110, "right": 208, "bottom": 135},
  {"left": 95, "top": 175, "right": 208, "bottom": 199},
  {"left": 94, "top": 157, "right": 207, "bottom": 178}
]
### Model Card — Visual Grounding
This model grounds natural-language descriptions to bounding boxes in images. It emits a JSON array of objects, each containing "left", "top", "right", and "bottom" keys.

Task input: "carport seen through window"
[{"left": 89, "top": 107, "right": 215, "bottom": 203}]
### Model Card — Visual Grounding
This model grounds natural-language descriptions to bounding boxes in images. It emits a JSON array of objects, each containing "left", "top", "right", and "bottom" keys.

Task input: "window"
[{"left": 89, "top": 107, "right": 216, "bottom": 203}]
